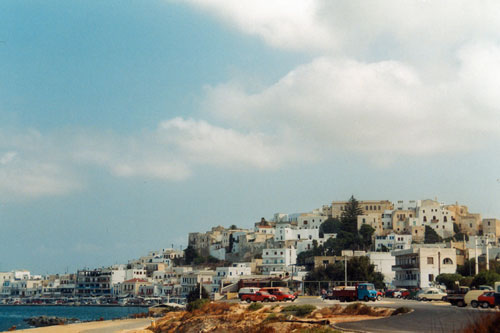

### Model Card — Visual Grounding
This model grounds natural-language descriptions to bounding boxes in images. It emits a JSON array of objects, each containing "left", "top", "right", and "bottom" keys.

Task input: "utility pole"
[
  {"left": 344, "top": 255, "right": 347, "bottom": 287},
  {"left": 486, "top": 242, "right": 490, "bottom": 271},
  {"left": 474, "top": 237, "right": 479, "bottom": 274},
  {"left": 199, "top": 281, "right": 202, "bottom": 299}
]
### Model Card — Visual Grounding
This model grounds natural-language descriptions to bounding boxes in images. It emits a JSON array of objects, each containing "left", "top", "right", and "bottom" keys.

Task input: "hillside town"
[{"left": 1, "top": 197, "right": 500, "bottom": 305}]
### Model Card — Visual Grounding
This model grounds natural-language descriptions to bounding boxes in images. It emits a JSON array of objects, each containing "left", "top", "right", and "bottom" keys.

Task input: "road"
[
  {"left": 330, "top": 298, "right": 495, "bottom": 333},
  {"left": 232, "top": 297, "right": 497, "bottom": 332}
]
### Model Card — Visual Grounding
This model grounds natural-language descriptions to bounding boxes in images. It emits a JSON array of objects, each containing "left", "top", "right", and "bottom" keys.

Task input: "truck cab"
[{"left": 357, "top": 283, "right": 378, "bottom": 301}]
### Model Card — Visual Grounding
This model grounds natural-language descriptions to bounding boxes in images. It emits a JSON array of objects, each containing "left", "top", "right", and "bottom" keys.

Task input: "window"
[
  {"left": 443, "top": 258, "right": 453, "bottom": 265},
  {"left": 423, "top": 216, "right": 427, "bottom": 222},
  {"left": 427, "top": 257, "right": 434, "bottom": 264},
  {"left": 429, "top": 274, "right": 434, "bottom": 282}
]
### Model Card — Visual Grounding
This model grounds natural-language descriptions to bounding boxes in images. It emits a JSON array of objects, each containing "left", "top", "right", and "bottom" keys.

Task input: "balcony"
[{"left": 392, "top": 263, "right": 419, "bottom": 270}]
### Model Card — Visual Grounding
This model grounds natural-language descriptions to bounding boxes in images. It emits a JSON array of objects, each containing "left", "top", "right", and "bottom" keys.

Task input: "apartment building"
[
  {"left": 482, "top": 218, "right": 500, "bottom": 238},
  {"left": 76, "top": 269, "right": 112, "bottom": 296},
  {"left": 331, "top": 200, "right": 393, "bottom": 219},
  {"left": 261, "top": 247, "right": 297, "bottom": 275},
  {"left": 375, "top": 233, "right": 412, "bottom": 251},
  {"left": 357, "top": 213, "right": 384, "bottom": 236},
  {"left": 392, "top": 246, "right": 456, "bottom": 289}
]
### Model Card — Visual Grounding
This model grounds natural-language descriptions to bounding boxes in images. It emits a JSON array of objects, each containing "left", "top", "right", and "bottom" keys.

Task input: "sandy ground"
[{"left": 12, "top": 318, "right": 152, "bottom": 333}]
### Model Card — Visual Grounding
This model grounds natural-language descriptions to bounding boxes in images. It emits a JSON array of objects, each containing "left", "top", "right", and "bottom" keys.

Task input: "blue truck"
[{"left": 329, "top": 283, "right": 378, "bottom": 302}]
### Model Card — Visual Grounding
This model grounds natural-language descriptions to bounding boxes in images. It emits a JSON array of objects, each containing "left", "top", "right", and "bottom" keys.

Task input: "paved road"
[{"left": 333, "top": 298, "right": 496, "bottom": 333}]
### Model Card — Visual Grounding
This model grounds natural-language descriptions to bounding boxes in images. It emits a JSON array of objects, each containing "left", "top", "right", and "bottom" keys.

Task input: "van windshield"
[{"left": 366, "top": 285, "right": 374, "bottom": 290}]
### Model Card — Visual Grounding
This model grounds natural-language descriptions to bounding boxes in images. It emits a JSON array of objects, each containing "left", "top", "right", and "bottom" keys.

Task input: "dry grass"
[
  {"left": 150, "top": 302, "right": 393, "bottom": 333},
  {"left": 458, "top": 312, "right": 500, "bottom": 333}
]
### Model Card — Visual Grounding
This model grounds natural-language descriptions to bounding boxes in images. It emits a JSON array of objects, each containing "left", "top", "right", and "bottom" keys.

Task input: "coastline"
[{"left": 11, "top": 318, "right": 152, "bottom": 333}]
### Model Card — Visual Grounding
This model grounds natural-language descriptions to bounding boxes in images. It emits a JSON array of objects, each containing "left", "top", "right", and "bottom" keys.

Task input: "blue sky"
[{"left": 1, "top": 0, "right": 499, "bottom": 274}]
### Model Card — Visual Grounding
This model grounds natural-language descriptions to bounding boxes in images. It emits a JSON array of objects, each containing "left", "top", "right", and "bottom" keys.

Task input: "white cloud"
[
  {"left": 0, "top": 132, "right": 81, "bottom": 200},
  {"left": 159, "top": 117, "right": 300, "bottom": 169},
  {"left": 182, "top": 0, "right": 500, "bottom": 58},
  {"left": 202, "top": 51, "right": 500, "bottom": 157},
  {"left": 181, "top": 0, "right": 335, "bottom": 51},
  {"left": 0, "top": 154, "right": 80, "bottom": 199}
]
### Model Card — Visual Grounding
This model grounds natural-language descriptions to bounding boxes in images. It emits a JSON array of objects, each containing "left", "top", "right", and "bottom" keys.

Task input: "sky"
[{"left": 1, "top": 0, "right": 499, "bottom": 274}]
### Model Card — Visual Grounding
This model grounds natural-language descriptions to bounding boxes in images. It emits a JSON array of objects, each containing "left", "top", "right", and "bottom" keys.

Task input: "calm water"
[{"left": 0, "top": 305, "right": 148, "bottom": 331}]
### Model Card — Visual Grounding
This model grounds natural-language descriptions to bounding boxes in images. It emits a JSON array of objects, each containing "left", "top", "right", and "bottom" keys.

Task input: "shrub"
[
  {"left": 391, "top": 307, "right": 411, "bottom": 316},
  {"left": 264, "top": 313, "right": 279, "bottom": 322},
  {"left": 282, "top": 304, "right": 316, "bottom": 317},
  {"left": 186, "top": 298, "right": 209, "bottom": 312},
  {"left": 248, "top": 302, "right": 264, "bottom": 311}
]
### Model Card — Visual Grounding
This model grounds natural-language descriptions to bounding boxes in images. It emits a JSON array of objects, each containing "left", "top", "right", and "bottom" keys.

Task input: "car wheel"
[
  {"left": 364, "top": 296, "right": 369, "bottom": 302},
  {"left": 422, "top": 297, "right": 428, "bottom": 302},
  {"left": 263, "top": 298, "right": 269, "bottom": 302},
  {"left": 377, "top": 295, "right": 382, "bottom": 301},
  {"left": 481, "top": 302, "right": 490, "bottom": 309},
  {"left": 471, "top": 301, "right": 478, "bottom": 308},
  {"left": 246, "top": 298, "right": 251, "bottom": 303},
  {"left": 457, "top": 300, "right": 465, "bottom": 307}
]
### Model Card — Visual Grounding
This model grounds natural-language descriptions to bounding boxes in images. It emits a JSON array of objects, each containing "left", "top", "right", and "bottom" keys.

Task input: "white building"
[
  {"left": 375, "top": 233, "right": 412, "bottom": 251},
  {"left": 13, "top": 270, "right": 30, "bottom": 280},
  {"left": 209, "top": 243, "right": 226, "bottom": 261},
  {"left": 416, "top": 199, "right": 454, "bottom": 239},
  {"left": 125, "top": 268, "right": 147, "bottom": 280},
  {"left": 261, "top": 247, "right": 297, "bottom": 275},
  {"left": 212, "top": 263, "right": 252, "bottom": 293},
  {"left": 274, "top": 224, "right": 319, "bottom": 242},
  {"left": 392, "top": 246, "right": 456, "bottom": 289},
  {"left": 296, "top": 234, "right": 337, "bottom": 254},
  {"left": 180, "top": 270, "right": 215, "bottom": 296},
  {"left": 368, "top": 252, "right": 395, "bottom": 286},
  {"left": 297, "top": 214, "right": 326, "bottom": 230}
]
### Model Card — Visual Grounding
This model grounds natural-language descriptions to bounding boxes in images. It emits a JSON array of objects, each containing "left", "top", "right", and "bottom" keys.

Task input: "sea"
[{"left": 0, "top": 305, "right": 148, "bottom": 331}]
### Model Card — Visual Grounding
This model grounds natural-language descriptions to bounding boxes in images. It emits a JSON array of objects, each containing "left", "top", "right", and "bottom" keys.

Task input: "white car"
[{"left": 417, "top": 288, "right": 447, "bottom": 301}]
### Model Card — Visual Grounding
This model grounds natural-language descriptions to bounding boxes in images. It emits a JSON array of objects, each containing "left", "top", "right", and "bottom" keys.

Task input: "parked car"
[
  {"left": 385, "top": 289, "right": 396, "bottom": 298},
  {"left": 416, "top": 288, "right": 447, "bottom": 301},
  {"left": 376, "top": 290, "right": 384, "bottom": 301},
  {"left": 241, "top": 291, "right": 277, "bottom": 303},
  {"left": 238, "top": 287, "right": 261, "bottom": 300},
  {"left": 477, "top": 292, "right": 496, "bottom": 308},
  {"left": 259, "top": 287, "right": 296, "bottom": 302}
]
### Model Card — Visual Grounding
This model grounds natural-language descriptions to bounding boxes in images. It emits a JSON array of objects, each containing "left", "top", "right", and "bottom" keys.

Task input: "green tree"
[
  {"left": 436, "top": 273, "right": 463, "bottom": 290},
  {"left": 319, "top": 217, "right": 342, "bottom": 237},
  {"left": 305, "top": 256, "right": 385, "bottom": 289},
  {"left": 424, "top": 226, "right": 443, "bottom": 244},
  {"left": 187, "top": 283, "right": 210, "bottom": 303},
  {"left": 184, "top": 245, "right": 199, "bottom": 265},
  {"left": 471, "top": 270, "right": 500, "bottom": 288},
  {"left": 359, "top": 224, "right": 375, "bottom": 250},
  {"left": 229, "top": 224, "right": 238, "bottom": 230},
  {"left": 341, "top": 196, "right": 364, "bottom": 234},
  {"left": 457, "top": 258, "right": 476, "bottom": 276}
]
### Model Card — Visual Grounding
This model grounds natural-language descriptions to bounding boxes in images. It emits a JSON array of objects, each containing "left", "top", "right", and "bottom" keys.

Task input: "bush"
[
  {"left": 282, "top": 304, "right": 316, "bottom": 317},
  {"left": 391, "top": 307, "right": 411, "bottom": 316},
  {"left": 248, "top": 302, "right": 264, "bottom": 311},
  {"left": 471, "top": 270, "right": 500, "bottom": 288},
  {"left": 186, "top": 298, "right": 209, "bottom": 312},
  {"left": 436, "top": 273, "right": 463, "bottom": 290},
  {"left": 264, "top": 313, "right": 279, "bottom": 322}
]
